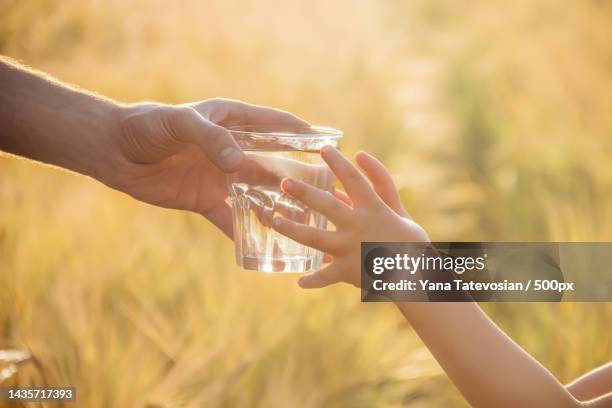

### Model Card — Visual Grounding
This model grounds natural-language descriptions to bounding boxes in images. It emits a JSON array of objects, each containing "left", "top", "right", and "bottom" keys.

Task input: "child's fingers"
[
  {"left": 320, "top": 145, "right": 377, "bottom": 206},
  {"left": 355, "top": 151, "right": 410, "bottom": 218},
  {"left": 333, "top": 189, "right": 353, "bottom": 207},
  {"left": 281, "top": 178, "right": 352, "bottom": 227},
  {"left": 297, "top": 264, "right": 341, "bottom": 289},
  {"left": 272, "top": 216, "right": 343, "bottom": 253}
]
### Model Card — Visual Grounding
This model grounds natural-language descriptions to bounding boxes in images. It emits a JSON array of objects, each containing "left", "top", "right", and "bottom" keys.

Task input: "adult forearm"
[
  {"left": 0, "top": 56, "right": 120, "bottom": 179},
  {"left": 396, "top": 302, "right": 580, "bottom": 408}
]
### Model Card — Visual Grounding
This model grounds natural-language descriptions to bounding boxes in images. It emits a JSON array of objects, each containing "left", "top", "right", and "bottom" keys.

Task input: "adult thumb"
[{"left": 169, "top": 106, "right": 243, "bottom": 171}]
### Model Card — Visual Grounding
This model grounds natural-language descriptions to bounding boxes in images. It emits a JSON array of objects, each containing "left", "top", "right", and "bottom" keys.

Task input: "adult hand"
[
  {"left": 98, "top": 99, "right": 307, "bottom": 238},
  {"left": 0, "top": 59, "right": 306, "bottom": 238}
]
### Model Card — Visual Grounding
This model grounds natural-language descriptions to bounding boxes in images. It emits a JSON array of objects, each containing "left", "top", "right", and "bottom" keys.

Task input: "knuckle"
[
  {"left": 208, "top": 126, "right": 227, "bottom": 147},
  {"left": 379, "top": 178, "right": 395, "bottom": 190},
  {"left": 207, "top": 98, "right": 234, "bottom": 123},
  {"left": 346, "top": 169, "right": 362, "bottom": 183},
  {"left": 302, "top": 228, "right": 317, "bottom": 245},
  {"left": 289, "top": 221, "right": 301, "bottom": 234},
  {"left": 163, "top": 106, "right": 195, "bottom": 131},
  {"left": 280, "top": 219, "right": 294, "bottom": 233},
  {"left": 322, "top": 190, "right": 335, "bottom": 203},
  {"left": 174, "top": 106, "right": 197, "bottom": 121},
  {"left": 324, "top": 191, "right": 342, "bottom": 211},
  {"left": 330, "top": 235, "right": 347, "bottom": 252},
  {"left": 206, "top": 97, "right": 225, "bottom": 104}
]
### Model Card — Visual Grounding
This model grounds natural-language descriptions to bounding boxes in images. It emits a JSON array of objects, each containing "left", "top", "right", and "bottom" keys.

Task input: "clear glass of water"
[{"left": 226, "top": 125, "right": 343, "bottom": 273}]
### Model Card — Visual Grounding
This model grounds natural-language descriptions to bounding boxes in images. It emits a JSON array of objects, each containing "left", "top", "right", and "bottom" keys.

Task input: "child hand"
[{"left": 272, "top": 146, "right": 429, "bottom": 288}]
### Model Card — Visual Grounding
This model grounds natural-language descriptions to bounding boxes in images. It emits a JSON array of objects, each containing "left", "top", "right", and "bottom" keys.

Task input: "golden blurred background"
[{"left": 1, "top": 0, "right": 611, "bottom": 406}]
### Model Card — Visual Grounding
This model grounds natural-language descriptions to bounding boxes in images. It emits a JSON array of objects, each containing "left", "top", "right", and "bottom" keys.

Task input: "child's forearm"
[
  {"left": 395, "top": 302, "right": 583, "bottom": 408},
  {"left": 566, "top": 363, "right": 612, "bottom": 402}
]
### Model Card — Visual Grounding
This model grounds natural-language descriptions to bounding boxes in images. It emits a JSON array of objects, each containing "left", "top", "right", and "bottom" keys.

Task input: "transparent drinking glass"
[{"left": 226, "top": 125, "right": 343, "bottom": 273}]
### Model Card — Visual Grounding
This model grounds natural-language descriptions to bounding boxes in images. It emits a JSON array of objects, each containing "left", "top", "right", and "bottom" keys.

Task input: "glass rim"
[{"left": 225, "top": 125, "right": 343, "bottom": 139}]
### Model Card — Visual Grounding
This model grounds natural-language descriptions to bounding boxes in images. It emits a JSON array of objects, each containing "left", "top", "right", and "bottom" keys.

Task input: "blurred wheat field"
[{"left": 1, "top": 0, "right": 611, "bottom": 407}]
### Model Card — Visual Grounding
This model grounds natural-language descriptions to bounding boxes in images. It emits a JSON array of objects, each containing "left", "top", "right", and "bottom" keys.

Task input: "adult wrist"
[{"left": 84, "top": 100, "right": 127, "bottom": 186}]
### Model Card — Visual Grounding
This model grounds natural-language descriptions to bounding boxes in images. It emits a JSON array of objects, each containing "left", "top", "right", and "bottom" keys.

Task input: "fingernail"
[
  {"left": 321, "top": 145, "right": 334, "bottom": 155},
  {"left": 219, "top": 147, "right": 242, "bottom": 168},
  {"left": 298, "top": 277, "right": 306, "bottom": 287},
  {"left": 281, "top": 178, "right": 293, "bottom": 192}
]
